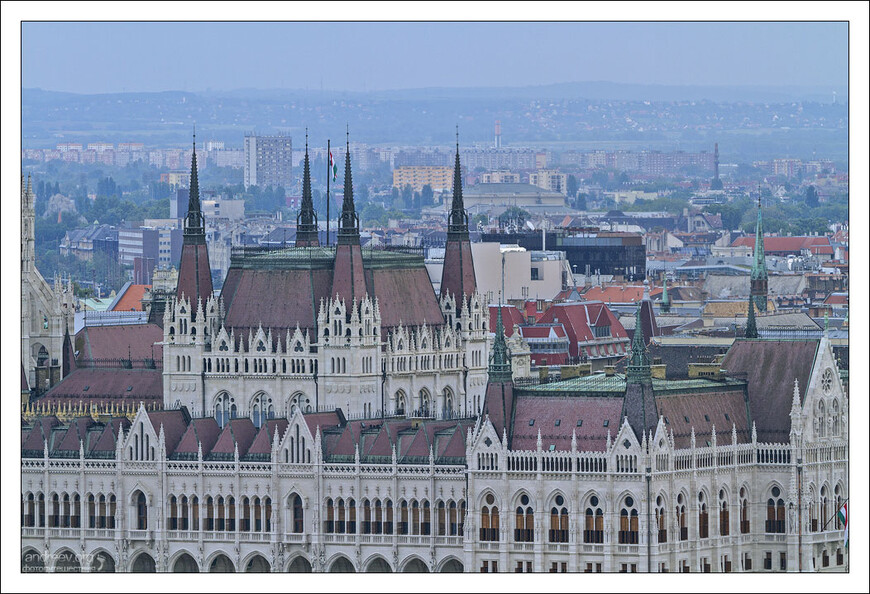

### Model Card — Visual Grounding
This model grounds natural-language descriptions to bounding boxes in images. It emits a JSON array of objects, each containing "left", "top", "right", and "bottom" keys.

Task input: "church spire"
[
  {"left": 447, "top": 125, "right": 469, "bottom": 240},
  {"left": 488, "top": 299, "right": 513, "bottom": 383},
  {"left": 184, "top": 125, "right": 205, "bottom": 241},
  {"left": 750, "top": 192, "right": 768, "bottom": 311},
  {"left": 627, "top": 299, "right": 651, "bottom": 383},
  {"left": 745, "top": 293, "right": 758, "bottom": 339},
  {"left": 295, "top": 129, "right": 319, "bottom": 247},
  {"left": 337, "top": 127, "right": 359, "bottom": 244}
]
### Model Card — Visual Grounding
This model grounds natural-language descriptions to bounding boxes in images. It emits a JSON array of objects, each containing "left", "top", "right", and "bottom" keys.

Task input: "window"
[
  {"left": 698, "top": 492, "right": 709, "bottom": 539},
  {"left": 764, "top": 552, "right": 772, "bottom": 570},
  {"left": 480, "top": 560, "right": 497, "bottom": 573},
  {"left": 514, "top": 561, "right": 533, "bottom": 573},
  {"left": 515, "top": 495, "right": 534, "bottom": 542},
  {"left": 766, "top": 493, "right": 785, "bottom": 534},
  {"left": 480, "top": 496, "right": 499, "bottom": 542},
  {"left": 743, "top": 553, "right": 752, "bottom": 571},
  {"left": 584, "top": 497, "right": 604, "bottom": 544},
  {"left": 656, "top": 496, "right": 667, "bottom": 543},
  {"left": 136, "top": 491, "right": 147, "bottom": 530},
  {"left": 740, "top": 488, "right": 750, "bottom": 534},
  {"left": 619, "top": 505, "right": 639, "bottom": 544},
  {"left": 780, "top": 552, "right": 787, "bottom": 571},
  {"left": 549, "top": 501, "right": 569, "bottom": 543},
  {"left": 292, "top": 494, "right": 304, "bottom": 533}
]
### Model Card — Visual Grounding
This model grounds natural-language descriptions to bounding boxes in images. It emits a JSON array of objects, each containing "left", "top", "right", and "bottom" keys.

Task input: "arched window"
[
  {"left": 214, "top": 393, "right": 236, "bottom": 427},
  {"left": 169, "top": 496, "right": 178, "bottom": 530},
  {"left": 250, "top": 393, "right": 274, "bottom": 427},
  {"left": 656, "top": 495, "right": 667, "bottom": 543},
  {"left": 135, "top": 491, "right": 148, "bottom": 530},
  {"left": 264, "top": 497, "right": 272, "bottom": 532},
  {"left": 216, "top": 496, "right": 225, "bottom": 531},
  {"left": 411, "top": 500, "right": 420, "bottom": 536},
  {"left": 448, "top": 501, "right": 458, "bottom": 536},
  {"left": 437, "top": 501, "right": 446, "bottom": 536},
  {"left": 458, "top": 500, "right": 466, "bottom": 537},
  {"left": 834, "top": 484, "right": 843, "bottom": 530},
  {"left": 292, "top": 495, "right": 304, "bottom": 534},
  {"left": 347, "top": 498, "right": 356, "bottom": 534},
  {"left": 50, "top": 493, "right": 59, "bottom": 528},
  {"left": 739, "top": 488, "right": 750, "bottom": 534},
  {"left": 336, "top": 499, "right": 345, "bottom": 534},
  {"left": 676, "top": 493, "right": 688, "bottom": 541},
  {"left": 399, "top": 500, "right": 409, "bottom": 535},
  {"left": 324, "top": 497, "right": 334, "bottom": 533},
  {"left": 87, "top": 494, "right": 95, "bottom": 529},
  {"left": 37, "top": 493, "right": 45, "bottom": 528},
  {"left": 385, "top": 500, "right": 394, "bottom": 535},
  {"left": 817, "top": 401, "right": 826, "bottom": 437},
  {"left": 513, "top": 495, "right": 534, "bottom": 542},
  {"left": 719, "top": 490, "right": 729, "bottom": 536},
  {"left": 422, "top": 500, "right": 431, "bottom": 536},
  {"left": 205, "top": 496, "right": 215, "bottom": 531},
  {"left": 97, "top": 494, "right": 107, "bottom": 529},
  {"left": 253, "top": 497, "right": 263, "bottom": 532},
  {"left": 180, "top": 496, "right": 189, "bottom": 531},
  {"left": 619, "top": 496, "right": 639, "bottom": 544},
  {"left": 373, "top": 499, "right": 383, "bottom": 535},
  {"left": 831, "top": 400, "right": 840, "bottom": 436},
  {"left": 698, "top": 492, "right": 709, "bottom": 539},
  {"left": 821, "top": 486, "right": 830, "bottom": 531},
  {"left": 584, "top": 495, "right": 604, "bottom": 544},
  {"left": 480, "top": 499, "right": 500, "bottom": 541},
  {"left": 61, "top": 493, "right": 71, "bottom": 528},
  {"left": 766, "top": 486, "right": 785, "bottom": 534},
  {"left": 191, "top": 496, "right": 199, "bottom": 531},
  {"left": 549, "top": 495, "right": 569, "bottom": 543},
  {"left": 227, "top": 496, "right": 236, "bottom": 531}
]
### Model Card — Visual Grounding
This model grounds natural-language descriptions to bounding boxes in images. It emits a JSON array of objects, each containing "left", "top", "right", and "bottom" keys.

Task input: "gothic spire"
[
  {"left": 750, "top": 191, "right": 768, "bottom": 311},
  {"left": 627, "top": 299, "right": 651, "bottom": 382},
  {"left": 745, "top": 293, "right": 758, "bottom": 338},
  {"left": 337, "top": 127, "right": 359, "bottom": 244},
  {"left": 184, "top": 126, "right": 205, "bottom": 241},
  {"left": 295, "top": 129, "right": 319, "bottom": 246},
  {"left": 488, "top": 301, "right": 512, "bottom": 383},
  {"left": 447, "top": 125, "right": 469, "bottom": 240}
]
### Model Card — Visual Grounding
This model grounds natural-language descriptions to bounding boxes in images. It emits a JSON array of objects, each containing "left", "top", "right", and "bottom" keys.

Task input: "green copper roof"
[
  {"left": 626, "top": 300, "right": 651, "bottom": 382},
  {"left": 488, "top": 305, "right": 512, "bottom": 383}
]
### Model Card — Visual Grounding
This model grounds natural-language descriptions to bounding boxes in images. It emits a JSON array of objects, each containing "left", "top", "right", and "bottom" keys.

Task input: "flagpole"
[
  {"left": 822, "top": 497, "right": 849, "bottom": 531},
  {"left": 326, "top": 139, "right": 331, "bottom": 246}
]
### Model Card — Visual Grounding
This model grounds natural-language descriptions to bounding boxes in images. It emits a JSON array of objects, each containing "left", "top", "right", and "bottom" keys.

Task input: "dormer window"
[
  {"left": 555, "top": 419, "right": 561, "bottom": 427},
  {"left": 603, "top": 419, "right": 609, "bottom": 428},
  {"left": 529, "top": 419, "right": 535, "bottom": 427},
  {"left": 576, "top": 419, "right": 583, "bottom": 427}
]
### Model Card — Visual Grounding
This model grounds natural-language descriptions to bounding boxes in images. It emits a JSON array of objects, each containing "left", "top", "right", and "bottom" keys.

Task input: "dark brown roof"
[
  {"left": 510, "top": 396, "right": 623, "bottom": 451},
  {"left": 176, "top": 242, "right": 213, "bottom": 310},
  {"left": 367, "top": 267, "right": 444, "bottom": 329},
  {"left": 721, "top": 339, "right": 819, "bottom": 443},
  {"left": 75, "top": 324, "right": 164, "bottom": 362},
  {"left": 482, "top": 380, "right": 514, "bottom": 441},
  {"left": 38, "top": 367, "right": 163, "bottom": 405},
  {"left": 173, "top": 417, "right": 221, "bottom": 458},
  {"left": 656, "top": 389, "right": 751, "bottom": 448},
  {"left": 147, "top": 409, "right": 192, "bottom": 454},
  {"left": 331, "top": 243, "right": 368, "bottom": 306},
  {"left": 440, "top": 239, "right": 476, "bottom": 302},
  {"left": 221, "top": 267, "right": 333, "bottom": 334}
]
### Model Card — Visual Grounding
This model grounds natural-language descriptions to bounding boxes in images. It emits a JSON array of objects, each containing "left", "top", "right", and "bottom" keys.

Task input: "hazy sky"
[{"left": 22, "top": 21, "right": 848, "bottom": 94}]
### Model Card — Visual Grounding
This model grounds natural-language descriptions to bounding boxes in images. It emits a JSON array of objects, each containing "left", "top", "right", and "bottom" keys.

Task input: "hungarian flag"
[
  {"left": 329, "top": 150, "right": 337, "bottom": 182},
  {"left": 838, "top": 503, "right": 848, "bottom": 548}
]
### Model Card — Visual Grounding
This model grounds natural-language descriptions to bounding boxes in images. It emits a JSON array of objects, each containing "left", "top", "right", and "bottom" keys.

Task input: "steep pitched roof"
[
  {"left": 111, "top": 284, "right": 151, "bottom": 312},
  {"left": 510, "top": 396, "right": 622, "bottom": 452},
  {"left": 721, "top": 339, "right": 819, "bottom": 443},
  {"left": 655, "top": 389, "right": 751, "bottom": 448},
  {"left": 75, "top": 324, "right": 164, "bottom": 362},
  {"left": 488, "top": 305, "right": 526, "bottom": 337}
]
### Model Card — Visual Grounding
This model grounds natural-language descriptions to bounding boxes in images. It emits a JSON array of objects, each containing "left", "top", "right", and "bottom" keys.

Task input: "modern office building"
[{"left": 244, "top": 133, "right": 293, "bottom": 189}]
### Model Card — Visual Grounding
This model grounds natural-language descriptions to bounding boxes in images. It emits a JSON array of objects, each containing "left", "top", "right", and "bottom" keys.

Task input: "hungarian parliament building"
[{"left": 20, "top": 137, "right": 848, "bottom": 573}]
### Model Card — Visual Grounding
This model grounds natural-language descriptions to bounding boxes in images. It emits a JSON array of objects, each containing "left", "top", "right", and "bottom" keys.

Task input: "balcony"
[
  {"left": 582, "top": 544, "right": 604, "bottom": 554},
  {"left": 22, "top": 527, "right": 44, "bottom": 538},
  {"left": 127, "top": 529, "right": 151, "bottom": 541},
  {"left": 547, "top": 543, "right": 570, "bottom": 553}
]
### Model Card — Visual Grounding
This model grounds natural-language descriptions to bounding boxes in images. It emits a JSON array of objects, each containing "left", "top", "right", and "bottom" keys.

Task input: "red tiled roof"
[
  {"left": 823, "top": 293, "right": 848, "bottom": 306},
  {"left": 174, "top": 417, "right": 221, "bottom": 458},
  {"left": 510, "top": 396, "right": 623, "bottom": 452},
  {"left": 581, "top": 285, "right": 663, "bottom": 304},
  {"left": 331, "top": 243, "right": 368, "bottom": 306},
  {"left": 730, "top": 236, "right": 831, "bottom": 253},
  {"left": 146, "top": 409, "right": 192, "bottom": 454},
  {"left": 536, "top": 302, "right": 629, "bottom": 358},
  {"left": 111, "top": 284, "right": 151, "bottom": 312},
  {"left": 488, "top": 305, "right": 526, "bottom": 337},
  {"left": 75, "top": 324, "right": 164, "bottom": 362},
  {"left": 482, "top": 380, "right": 514, "bottom": 440},
  {"left": 210, "top": 418, "right": 258, "bottom": 458}
]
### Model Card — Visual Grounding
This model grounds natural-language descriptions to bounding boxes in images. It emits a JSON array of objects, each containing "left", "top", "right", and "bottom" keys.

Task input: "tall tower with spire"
[
  {"left": 622, "top": 299, "right": 657, "bottom": 440},
  {"left": 710, "top": 142, "right": 723, "bottom": 190},
  {"left": 174, "top": 128, "right": 214, "bottom": 314},
  {"left": 295, "top": 130, "right": 319, "bottom": 247},
  {"left": 481, "top": 301, "right": 515, "bottom": 440},
  {"left": 331, "top": 130, "right": 367, "bottom": 304},
  {"left": 750, "top": 194, "right": 768, "bottom": 312},
  {"left": 440, "top": 127, "right": 477, "bottom": 304}
]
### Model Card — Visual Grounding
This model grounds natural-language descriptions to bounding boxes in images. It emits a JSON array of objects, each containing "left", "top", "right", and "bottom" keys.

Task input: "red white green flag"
[
  {"left": 838, "top": 503, "right": 848, "bottom": 548},
  {"left": 329, "top": 151, "right": 337, "bottom": 182}
]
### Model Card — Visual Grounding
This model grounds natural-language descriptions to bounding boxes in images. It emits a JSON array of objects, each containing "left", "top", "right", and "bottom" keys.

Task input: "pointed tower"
[
  {"left": 330, "top": 131, "right": 367, "bottom": 304},
  {"left": 622, "top": 300, "right": 657, "bottom": 440},
  {"left": 745, "top": 294, "right": 758, "bottom": 339},
  {"left": 22, "top": 174, "right": 35, "bottom": 275},
  {"left": 481, "top": 302, "right": 515, "bottom": 442},
  {"left": 440, "top": 127, "right": 477, "bottom": 304},
  {"left": 750, "top": 194, "right": 768, "bottom": 312},
  {"left": 174, "top": 128, "right": 213, "bottom": 317},
  {"left": 295, "top": 130, "right": 319, "bottom": 247},
  {"left": 660, "top": 272, "right": 671, "bottom": 313},
  {"left": 710, "top": 142, "right": 723, "bottom": 190}
]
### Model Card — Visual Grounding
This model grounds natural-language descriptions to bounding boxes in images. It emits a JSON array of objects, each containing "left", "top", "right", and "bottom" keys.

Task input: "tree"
[
  {"left": 805, "top": 185, "right": 819, "bottom": 208},
  {"left": 566, "top": 174, "right": 579, "bottom": 198},
  {"left": 498, "top": 206, "right": 531, "bottom": 228},
  {"left": 420, "top": 184, "right": 434, "bottom": 208},
  {"left": 575, "top": 192, "right": 588, "bottom": 211}
]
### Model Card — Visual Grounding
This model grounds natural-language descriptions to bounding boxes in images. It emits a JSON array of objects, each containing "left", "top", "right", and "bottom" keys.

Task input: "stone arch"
[
  {"left": 400, "top": 556, "right": 429, "bottom": 573},
  {"left": 90, "top": 549, "right": 116, "bottom": 573},
  {"left": 208, "top": 552, "right": 236, "bottom": 573},
  {"left": 21, "top": 547, "right": 45, "bottom": 573},
  {"left": 438, "top": 557, "right": 464, "bottom": 573},
  {"left": 250, "top": 391, "right": 275, "bottom": 427},
  {"left": 418, "top": 388, "right": 432, "bottom": 416},
  {"left": 477, "top": 489, "right": 501, "bottom": 508},
  {"left": 441, "top": 386, "right": 455, "bottom": 418},
  {"left": 394, "top": 389, "right": 407, "bottom": 415},
  {"left": 327, "top": 554, "right": 355, "bottom": 573},
  {"left": 581, "top": 489, "right": 605, "bottom": 510},
  {"left": 52, "top": 548, "right": 81, "bottom": 573},
  {"left": 171, "top": 550, "right": 199, "bottom": 573},
  {"left": 510, "top": 489, "right": 536, "bottom": 509},
  {"left": 364, "top": 555, "right": 393, "bottom": 573},
  {"left": 286, "top": 555, "right": 312, "bottom": 573},
  {"left": 214, "top": 391, "right": 237, "bottom": 427},
  {"left": 243, "top": 553, "right": 270, "bottom": 573},
  {"left": 287, "top": 391, "right": 312, "bottom": 415},
  {"left": 130, "top": 551, "right": 156, "bottom": 573}
]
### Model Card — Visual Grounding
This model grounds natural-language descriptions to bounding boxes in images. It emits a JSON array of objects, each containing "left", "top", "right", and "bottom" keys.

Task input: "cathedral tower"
[
  {"left": 175, "top": 129, "right": 213, "bottom": 315},
  {"left": 331, "top": 131, "right": 367, "bottom": 305},
  {"left": 440, "top": 129, "right": 476, "bottom": 304},
  {"left": 622, "top": 299, "right": 657, "bottom": 440}
]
